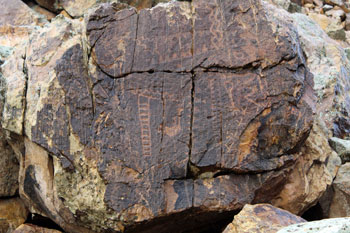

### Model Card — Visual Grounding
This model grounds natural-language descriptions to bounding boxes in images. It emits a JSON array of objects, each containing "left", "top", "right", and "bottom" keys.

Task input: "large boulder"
[
  {"left": 263, "top": 0, "right": 349, "bottom": 215},
  {"left": 223, "top": 204, "right": 306, "bottom": 233},
  {"left": 1, "top": 0, "right": 315, "bottom": 232}
]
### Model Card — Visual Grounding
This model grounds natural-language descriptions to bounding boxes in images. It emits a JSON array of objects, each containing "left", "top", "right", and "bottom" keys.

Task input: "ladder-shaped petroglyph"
[{"left": 138, "top": 95, "right": 152, "bottom": 157}]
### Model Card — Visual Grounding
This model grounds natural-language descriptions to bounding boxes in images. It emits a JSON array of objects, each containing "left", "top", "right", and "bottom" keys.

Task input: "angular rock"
[
  {"left": 0, "top": 0, "right": 43, "bottom": 27},
  {"left": 2, "top": 0, "right": 315, "bottom": 232},
  {"left": 0, "top": 198, "right": 28, "bottom": 233},
  {"left": 329, "top": 163, "right": 350, "bottom": 217},
  {"left": 0, "top": 131, "right": 19, "bottom": 197},
  {"left": 0, "top": 0, "right": 45, "bottom": 48},
  {"left": 271, "top": 118, "right": 340, "bottom": 215},
  {"left": 223, "top": 204, "right": 306, "bottom": 233},
  {"left": 13, "top": 224, "right": 62, "bottom": 233},
  {"left": 329, "top": 137, "right": 350, "bottom": 162},
  {"left": 264, "top": 4, "right": 350, "bottom": 130},
  {"left": 1, "top": 47, "right": 26, "bottom": 135},
  {"left": 35, "top": 0, "right": 61, "bottom": 13},
  {"left": 60, "top": 0, "right": 100, "bottom": 17},
  {"left": 264, "top": 1, "right": 348, "bottom": 216},
  {"left": 278, "top": 218, "right": 350, "bottom": 233}
]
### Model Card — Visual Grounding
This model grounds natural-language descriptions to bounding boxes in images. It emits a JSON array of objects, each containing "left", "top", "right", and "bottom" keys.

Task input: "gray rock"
[
  {"left": 329, "top": 137, "right": 350, "bottom": 162},
  {"left": 278, "top": 218, "right": 350, "bottom": 233},
  {"left": 323, "top": 4, "right": 334, "bottom": 11}
]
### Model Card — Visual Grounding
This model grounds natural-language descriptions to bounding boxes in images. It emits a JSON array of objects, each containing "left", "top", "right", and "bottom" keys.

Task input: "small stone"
[
  {"left": 329, "top": 137, "right": 350, "bottom": 162},
  {"left": 325, "top": 7, "right": 346, "bottom": 19},
  {"left": 223, "top": 204, "right": 306, "bottom": 233},
  {"left": 325, "top": 0, "right": 345, "bottom": 7},
  {"left": 345, "top": 13, "right": 350, "bottom": 30},
  {"left": 288, "top": 2, "right": 302, "bottom": 13},
  {"left": 323, "top": 4, "right": 334, "bottom": 11},
  {"left": 327, "top": 28, "right": 347, "bottom": 41}
]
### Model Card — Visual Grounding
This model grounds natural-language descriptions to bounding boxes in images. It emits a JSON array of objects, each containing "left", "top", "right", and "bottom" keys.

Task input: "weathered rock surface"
[
  {"left": 270, "top": 118, "right": 340, "bottom": 215},
  {"left": 0, "top": 131, "right": 19, "bottom": 197},
  {"left": 1, "top": 0, "right": 316, "bottom": 232},
  {"left": 278, "top": 217, "right": 350, "bottom": 233},
  {"left": 222, "top": 204, "right": 306, "bottom": 233},
  {"left": 13, "top": 224, "right": 62, "bottom": 233},
  {"left": 0, "top": 0, "right": 45, "bottom": 48},
  {"left": 0, "top": 198, "right": 28, "bottom": 233},
  {"left": 329, "top": 163, "right": 350, "bottom": 217},
  {"left": 329, "top": 137, "right": 350, "bottom": 162},
  {"left": 264, "top": 0, "right": 349, "bottom": 216}
]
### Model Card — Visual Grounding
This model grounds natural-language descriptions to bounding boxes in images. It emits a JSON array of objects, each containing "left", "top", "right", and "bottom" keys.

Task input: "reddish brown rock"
[
  {"left": 13, "top": 224, "right": 62, "bottom": 233},
  {"left": 223, "top": 204, "right": 306, "bottom": 233}
]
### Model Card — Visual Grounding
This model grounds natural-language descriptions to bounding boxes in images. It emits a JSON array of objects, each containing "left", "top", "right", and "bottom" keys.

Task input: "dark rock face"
[{"left": 22, "top": 0, "right": 315, "bottom": 232}]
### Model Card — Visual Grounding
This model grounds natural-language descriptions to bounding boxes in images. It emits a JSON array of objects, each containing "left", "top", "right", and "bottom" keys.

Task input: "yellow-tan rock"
[
  {"left": 0, "top": 198, "right": 28, "bottom": 233},
  {"left": 223, "top": 204, "right": 306, "bottom": 233}
]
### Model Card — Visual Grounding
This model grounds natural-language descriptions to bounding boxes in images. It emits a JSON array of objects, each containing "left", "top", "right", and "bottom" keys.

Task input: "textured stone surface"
[
  {"left": 329, "top": 163, "right": 350, "bottom": 217},
  {"left": 1, "top": 0, "right": 315, "bottom": 232},
  {"left": 223, "top": 204, "right": 306, "bottom": 233},
  {"left": 264, "top": 0, "right": 350, "bottom": 216},
  {"left": 278, "top": 218, "right": 350, "bottom": 233},
  {"left": 0, "top": 0, "right": 45, "bottom": 48},
  {"left": 271, "top": 118, "right": 339, "bottom": 215},
  {"left": 329, "top": 137, "right": 350, "bottom": 162},
  {"left": 0, "top": 131, "right": 19, "bottom": 197},
  {"left": 0, "top": 198, "right": 28, "bottom": 233},
  {"left": 13, "top": 224, "right": 62, "bottom": 233}
]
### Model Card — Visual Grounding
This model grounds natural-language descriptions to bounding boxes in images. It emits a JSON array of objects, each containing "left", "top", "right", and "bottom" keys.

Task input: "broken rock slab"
[{"left": 222, "top": 204, "right": 306, "bottom": 233}]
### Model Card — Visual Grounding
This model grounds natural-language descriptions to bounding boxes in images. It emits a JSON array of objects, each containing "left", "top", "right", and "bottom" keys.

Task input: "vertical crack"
[
  {"left": 22, "top": 52, "right": 28, "bottom": 137},
  {"left": 187, "top": 0, "right": 195, "bottom": 179},
  {"left": 187, "top": 70, "right": 195, "bottom": 178},
  {"left": 160, "top": 75, "right": 165, "bottom": 153},
  {"left": 130, "top": 13, "right": 139, "bottom": 72}
]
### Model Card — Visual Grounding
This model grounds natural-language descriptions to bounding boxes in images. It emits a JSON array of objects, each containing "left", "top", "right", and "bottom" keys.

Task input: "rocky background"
[{"left": 0, "top": 0, "right": 350, "bottom": 232}]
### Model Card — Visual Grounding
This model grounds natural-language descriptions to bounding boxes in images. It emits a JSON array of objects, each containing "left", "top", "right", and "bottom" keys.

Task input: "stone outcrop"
[
  {"left": 0, "top": 198, "right": 28, "bottom": 233},
  {"left": 0, "top": 0, "right": 316, "bottom": 232},
  {"left": 278, "top": 217, "right": 350, "bottom": 233},
  {"left": 223, "top": 204, "right": 306, "bottom": 233}
]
